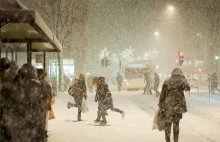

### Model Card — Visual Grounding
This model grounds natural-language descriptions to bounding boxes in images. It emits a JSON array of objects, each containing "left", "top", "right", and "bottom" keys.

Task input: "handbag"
[
  {"left": 157, "top": 109, "right": 166, "bottom": 131},
  {"left": 49, "top": 106, "right": 56, "bottom": 120},
  {"left": 152, "top": 107, "right": 166, "bottom": 131},
  {"left": 81, "top": 100, "right": 89, "bottom": 113}
]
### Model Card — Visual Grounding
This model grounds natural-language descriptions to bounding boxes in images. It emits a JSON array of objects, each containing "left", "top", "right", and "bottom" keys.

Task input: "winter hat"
[
  {"left": 0, "top": 58, "right": 10, "bottom": 72},
  {"left": 18, "top": 63, "right": 37, "bottom": 79},
  {"left": 171, "top": 68, "right": 183, "bottom": 77}
]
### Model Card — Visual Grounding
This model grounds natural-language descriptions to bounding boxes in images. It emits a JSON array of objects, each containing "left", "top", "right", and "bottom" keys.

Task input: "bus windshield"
[{"left": 125, "top": 68, "right": 147, "bottom": 79}]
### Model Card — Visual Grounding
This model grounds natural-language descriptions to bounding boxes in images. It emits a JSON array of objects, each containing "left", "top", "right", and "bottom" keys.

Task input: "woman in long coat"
[{"left": 158, "top": 68, "right": 190, "bottom": 142}]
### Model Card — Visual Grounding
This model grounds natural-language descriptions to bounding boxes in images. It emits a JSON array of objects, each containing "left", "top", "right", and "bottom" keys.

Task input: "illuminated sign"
[{"left": 127, "top": 64, "right": 146, "bottom": 68}]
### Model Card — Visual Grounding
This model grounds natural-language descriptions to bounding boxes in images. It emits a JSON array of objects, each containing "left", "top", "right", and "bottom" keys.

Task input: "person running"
[
  {"left": 67, "top": 74, "right": 87, "bottom": 121},
  {"left": 158, "top": 68, "right": 190, "bottom": 142},
  {"left": 99, "top": 89, "right": 125, "bottom": 125},
  {"left": 94, "top": 76, "right": 107, "bottom": 122}
]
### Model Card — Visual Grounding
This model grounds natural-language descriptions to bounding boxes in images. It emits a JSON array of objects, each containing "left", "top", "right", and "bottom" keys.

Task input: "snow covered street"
[{"left": 48, "top": 91, "right": 220, "bottom": 142}]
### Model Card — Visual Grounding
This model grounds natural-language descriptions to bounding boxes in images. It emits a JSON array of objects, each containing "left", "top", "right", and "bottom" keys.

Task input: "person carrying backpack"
[
  {"left": 67, "top": 74, "right": 87, "bottom": 121},
  {"left": 158, "top": 68, "right": 190, "bottom": 142}
]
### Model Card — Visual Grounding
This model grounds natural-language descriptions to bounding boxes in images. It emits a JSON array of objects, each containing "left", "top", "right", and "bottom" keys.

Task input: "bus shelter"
[
  {"left": 0, "top": 3, "right": 62, "bottom": 68},
  {"left": 0, "top": 0, "right": 63, "bottom": 93}
]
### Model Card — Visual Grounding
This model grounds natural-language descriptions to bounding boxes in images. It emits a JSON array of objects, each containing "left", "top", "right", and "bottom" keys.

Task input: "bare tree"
[{"left": 22, "top": 0, "right": 88, "bottom": 90}]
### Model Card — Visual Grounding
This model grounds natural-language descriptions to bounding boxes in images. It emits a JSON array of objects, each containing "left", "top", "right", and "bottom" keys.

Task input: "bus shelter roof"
[{"left": 0, "top": 9, "right": 62, "bottom": 52}]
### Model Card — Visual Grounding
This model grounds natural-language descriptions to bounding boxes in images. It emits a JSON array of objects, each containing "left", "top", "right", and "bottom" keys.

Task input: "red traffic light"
[{"left": 198, "top": 68, "right": 202, "bottom": 72}]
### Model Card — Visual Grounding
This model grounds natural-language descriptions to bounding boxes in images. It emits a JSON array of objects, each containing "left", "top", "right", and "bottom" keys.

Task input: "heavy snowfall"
[{"left": 1, "top": 0, "right": 220, "bottom": 142}]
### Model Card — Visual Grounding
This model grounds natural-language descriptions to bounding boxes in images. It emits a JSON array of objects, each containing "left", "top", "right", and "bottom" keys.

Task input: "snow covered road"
[{"left": 48, "top": 91, "right": 220, "bottom": 142}]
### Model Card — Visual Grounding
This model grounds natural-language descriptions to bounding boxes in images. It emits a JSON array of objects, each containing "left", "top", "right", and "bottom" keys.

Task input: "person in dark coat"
[
  {"left": 94, "top": 76, "right": 107, "bottom": 122},
  {"left": 67, "top": 74, "right": 87, "bottom": 121},
  {"left": 99, "top": 88, "right": 125, "bottom": 125},
  {"left": 143, "top": 70, "right": 152, "bottom": 95},
  {"left": 0, "top": 58, "right": 13, "bottom": 142},
  {"left": 2, "top": 64, "right": 45, "bottom": 142},
  {"left": 158, "top": 68, "right": 190, "bottom": 142},
  {"left": 116, "top": 73, "right": 123, "bottom": 92},
  {"left": 37, "top": 69, "right": 53, "bottom": 140},
  {"left": 154, "top": 72, "right": 160, "bottom": 96}
]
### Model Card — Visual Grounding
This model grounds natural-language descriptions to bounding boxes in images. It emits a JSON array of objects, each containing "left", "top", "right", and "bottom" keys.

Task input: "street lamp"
[
  {"left": 215, "top": 56, "right": 219, "bottom": 60},
  {"left": 168, "top": 6, "right": 174, "bottom": 13},
  {"left": 154, "top": 31, "right": 159, "bottom": 37}
]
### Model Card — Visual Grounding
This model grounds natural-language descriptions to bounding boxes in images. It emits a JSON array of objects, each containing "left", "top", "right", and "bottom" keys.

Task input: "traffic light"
[{"left": 179, "top": 51, "right": 184, "bottom": 66}]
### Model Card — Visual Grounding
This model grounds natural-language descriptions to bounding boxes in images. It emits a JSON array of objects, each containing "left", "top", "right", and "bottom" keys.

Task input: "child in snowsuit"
[{"left": 99, "top": 88, "right": 125, "bottom": 125}]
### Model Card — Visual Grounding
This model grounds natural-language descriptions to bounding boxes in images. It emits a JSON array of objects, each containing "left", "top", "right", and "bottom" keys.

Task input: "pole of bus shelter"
[
  {"left": 188, "top": 79, "right": 191, "bottom": 98},
  {"left": 15, "top": 49, "right": 18, "bottom": 63},
  {"left": 6, "top": 48, "right": 8, "bottom": 58},
  {"left": 11, "top": 51, "right": 14, "bottom": 61},
  {"left": 27, "top": 42, "right": 32, "bottom": 65},
  {"left": 209, "top": 82, "right": 211, "bottom": 102},
  {"left": 43, "top": 52, "right": 46, "bottom": 69}
]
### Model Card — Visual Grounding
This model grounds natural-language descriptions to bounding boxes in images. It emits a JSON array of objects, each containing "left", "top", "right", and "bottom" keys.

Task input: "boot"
[
  {"left": 173, "top": 123, "right": 179, "bottom": 142},
  {"left": 100, "top": 113, "right": 107, "bottom": 125},
  {"left": 77, "top": 115, "right": 82, "bottom": 121},
  {"left": 67, "top": 102, "right": 73, "bottom": 109},
  {"left": 94, "top": 111, "right": 101, "bottom": 122},
  {"left": 77, "top": 109, "right": 82, "bottom": 121}
]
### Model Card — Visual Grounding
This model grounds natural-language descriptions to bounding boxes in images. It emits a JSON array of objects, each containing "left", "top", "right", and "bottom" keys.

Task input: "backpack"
[{"left": 68, "top": 80, "right": 82, "bottom": 97}]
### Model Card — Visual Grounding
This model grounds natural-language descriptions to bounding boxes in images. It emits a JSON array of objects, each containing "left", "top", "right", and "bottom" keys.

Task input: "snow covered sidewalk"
[
  {"left": 129, "top": 91, "right": 220, "bottom": 142},
  {"left": 48, "top": 92, "right": 165, "bottom": 142}
]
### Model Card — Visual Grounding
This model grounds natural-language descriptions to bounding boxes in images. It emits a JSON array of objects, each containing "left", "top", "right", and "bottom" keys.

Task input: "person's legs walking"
[
  {"left": 165, "top": 122, "right": 172, "bottom": 142},
  {"left": 95, "top": 101, "right": 102, "bottom": 122},
  {"left": 173, "top": 119, "right": 180, "bottom": 142},
  {"left": 77, "top": 108, "right": 82, "bottom": 121}
]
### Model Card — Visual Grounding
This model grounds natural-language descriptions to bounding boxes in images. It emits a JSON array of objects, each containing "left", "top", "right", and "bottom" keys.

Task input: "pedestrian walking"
[
  {"left": 67, "top": 74, "right": 87, "bottom": 121},
  {"left": 154, "top": 72, "right": 160, "bottom": 97},
  {"left": 142, "top": 69, "right": 152, "bottom": 95},
  {"left": 116, "top": 72, "right": 123, "bottom": 92},
  {"left": 158, "top": 68, "right": 190, "bottom": 142}
]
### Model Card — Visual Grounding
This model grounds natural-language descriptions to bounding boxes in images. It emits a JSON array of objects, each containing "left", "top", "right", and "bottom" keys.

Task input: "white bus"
[{"left": 123, "top": 60, "right": 153, "bottom": 90}]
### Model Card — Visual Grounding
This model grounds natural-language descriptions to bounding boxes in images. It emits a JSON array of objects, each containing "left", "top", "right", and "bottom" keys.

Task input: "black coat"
[{"left": 158, "top": 68, "right": 190, "bottom": 122}]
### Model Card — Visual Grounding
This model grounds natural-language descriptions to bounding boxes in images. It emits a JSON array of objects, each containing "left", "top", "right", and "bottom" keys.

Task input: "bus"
[{"left": 123, "top": 60, "right": 153, "bottom": 90}]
